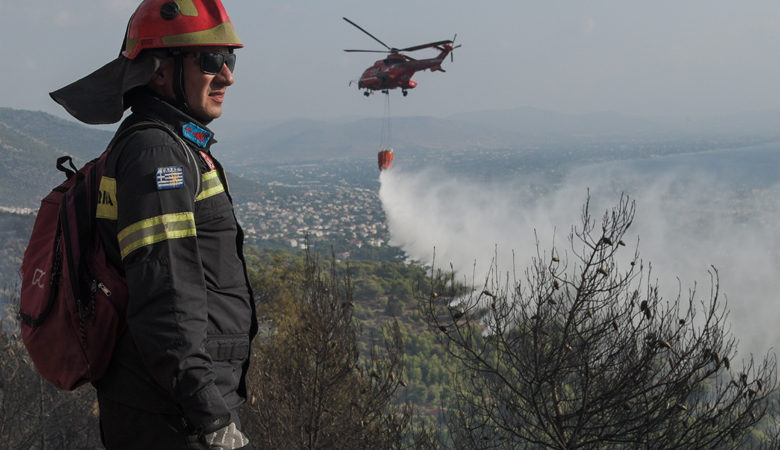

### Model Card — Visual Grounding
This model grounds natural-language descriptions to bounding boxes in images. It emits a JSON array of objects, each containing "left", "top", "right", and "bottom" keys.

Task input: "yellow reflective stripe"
[
  {"left": 124, "top": 38, "right": 139, "bottom": 55},
  {"left": 173, "top": 0, "right": 198, "bottom": 16},
  {"left": 96, "top": 176, "right": 118, "bottom": 220},
  {"left": 195, "top": 170, "right": 225, "bottom": 201},
  {"left": 162, "top": 22, "right": 242, "bottom": 47},
  {"left": 118, "top": 212, "right": 196, "bottom": 259}
]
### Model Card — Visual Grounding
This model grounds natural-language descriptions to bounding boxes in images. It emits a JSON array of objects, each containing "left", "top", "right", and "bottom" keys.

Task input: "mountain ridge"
[{"left": 3, "top": 105, "right": 780, "bottom": 207}]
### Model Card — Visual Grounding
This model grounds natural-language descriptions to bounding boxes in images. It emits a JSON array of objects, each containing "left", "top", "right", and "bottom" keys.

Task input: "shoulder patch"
[
  {"left": 182, "top": 122, "right": 212, "bottom": 148},
  {"left": 156, "top": 166, "right": 185, "bottom": 190}
]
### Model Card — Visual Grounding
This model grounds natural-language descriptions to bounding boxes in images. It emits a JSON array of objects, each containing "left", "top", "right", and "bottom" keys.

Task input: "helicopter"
[{"left": 343, "top": 17, "right": 460, "bottom": 97}]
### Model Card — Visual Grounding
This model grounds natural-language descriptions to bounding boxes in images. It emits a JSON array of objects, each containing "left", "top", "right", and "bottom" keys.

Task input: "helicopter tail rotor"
[{"left": 450, "top": 34, "right": 462, "bottom": 62}]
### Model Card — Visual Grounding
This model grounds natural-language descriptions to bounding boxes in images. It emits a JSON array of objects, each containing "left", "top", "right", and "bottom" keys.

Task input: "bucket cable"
[{"left": 380, "top": 93, "right": 392, "bottom": 150}]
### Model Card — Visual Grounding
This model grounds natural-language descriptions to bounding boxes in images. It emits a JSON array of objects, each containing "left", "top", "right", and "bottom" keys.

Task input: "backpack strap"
[
  {"left": 107, "top": 120, "right": 202, "bottom": 200},
  {"left": 56, "top": 156, "right": 79, "bottom": 180}
]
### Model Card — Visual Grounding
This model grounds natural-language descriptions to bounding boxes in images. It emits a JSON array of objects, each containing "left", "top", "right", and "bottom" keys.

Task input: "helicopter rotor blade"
[
  {"left": 400, "top": 40, "right": 453, "bottom": 52},
  {"left": 344, "top": 49, "right": 392, "bottom": 53},
  {"left": 343, "top": 17, "right": 393, "bottom": 51}
]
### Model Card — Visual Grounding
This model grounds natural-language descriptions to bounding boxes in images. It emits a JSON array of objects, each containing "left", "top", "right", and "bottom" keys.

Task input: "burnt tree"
[
  {"left": 0, "top": 309, "right": 100, "bottom": 449},
  {"left": 243, "top": 250, "right": 434, "bottom": 449}
]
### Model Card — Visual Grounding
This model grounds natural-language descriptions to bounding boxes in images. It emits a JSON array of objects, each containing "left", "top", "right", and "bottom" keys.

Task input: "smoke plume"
[{"left": 379, "top": 157, "right": 780, "bottom": 357}]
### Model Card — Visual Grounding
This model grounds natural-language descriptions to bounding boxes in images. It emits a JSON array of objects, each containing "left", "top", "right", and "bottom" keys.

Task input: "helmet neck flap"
[{"left": 50, "top": 0, "right": 241, "bottom": 125}]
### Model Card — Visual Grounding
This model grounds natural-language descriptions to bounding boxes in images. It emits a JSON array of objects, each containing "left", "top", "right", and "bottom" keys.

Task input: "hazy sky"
[{"left": 3, "top": 1, "right": 780, "bottom": 124}]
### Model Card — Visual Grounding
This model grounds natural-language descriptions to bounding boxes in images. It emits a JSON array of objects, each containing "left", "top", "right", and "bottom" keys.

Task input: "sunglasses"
[{"left": 189, "top": 51, "right": 237, "bottom": 75}]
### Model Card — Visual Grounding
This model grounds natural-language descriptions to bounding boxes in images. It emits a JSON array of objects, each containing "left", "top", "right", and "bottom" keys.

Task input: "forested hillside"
[
  {"left": 248, "top": 248, "right": 456, "bottom": 412},
  {"left": 0, "top": 108, "right": 112, "bottom": 207},
  {"left": 1, "top": 247, "right": 450, "bottom": 448},
  {"left": 0, "top": 211, "right": 33, "bottom": 293},
  {"left": 4, "top": 242, "right": 778, "bottom": 448},
  {"left": 0, "top": 108, "right": 112, "bottom": 161}
]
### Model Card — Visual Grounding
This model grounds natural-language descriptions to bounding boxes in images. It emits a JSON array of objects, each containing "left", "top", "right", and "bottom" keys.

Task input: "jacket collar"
[{"left": 126, "top": 89, "right": 217, "bottom": 150}]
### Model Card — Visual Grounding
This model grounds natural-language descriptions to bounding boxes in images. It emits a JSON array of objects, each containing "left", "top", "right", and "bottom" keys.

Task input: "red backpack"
[{"left": 19, "top": 122, "right": 196, "bottom": 390}]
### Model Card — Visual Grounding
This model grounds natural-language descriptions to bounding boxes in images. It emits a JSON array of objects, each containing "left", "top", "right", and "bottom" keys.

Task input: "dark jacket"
[{"left": 95, "top": 91, "right": 257, "bottom": 432}]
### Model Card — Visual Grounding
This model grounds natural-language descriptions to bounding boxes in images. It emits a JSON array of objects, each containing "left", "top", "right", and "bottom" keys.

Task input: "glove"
[{"left": 202, "top": 422, "right": 251, "bottom": 450}]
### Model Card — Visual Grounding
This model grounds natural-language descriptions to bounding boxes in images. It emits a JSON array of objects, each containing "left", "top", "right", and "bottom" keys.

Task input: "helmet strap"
[{"left": 172, "top": 52, "right": 190, "bottom": 113}]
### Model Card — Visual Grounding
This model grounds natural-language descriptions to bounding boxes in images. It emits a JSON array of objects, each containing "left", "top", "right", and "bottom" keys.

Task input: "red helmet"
[{"left": 123, "top": 0, "right": 243, "bottom": 59}]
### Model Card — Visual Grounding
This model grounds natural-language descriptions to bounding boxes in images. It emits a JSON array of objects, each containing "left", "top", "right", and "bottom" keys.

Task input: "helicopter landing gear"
[
  {"left": 364, "top": 90, "right": 370, "bottom": 97},
  {"left": 381, "top": 89, "right": 389, "bottom": 95},
  {"left": 402, "top": 89, "right": 408, "bottom": 97}
]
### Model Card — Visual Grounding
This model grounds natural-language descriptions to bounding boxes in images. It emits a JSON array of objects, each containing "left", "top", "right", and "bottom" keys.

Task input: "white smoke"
[{"left": 379, "top": 159, "right": 780, "bottom": 358}]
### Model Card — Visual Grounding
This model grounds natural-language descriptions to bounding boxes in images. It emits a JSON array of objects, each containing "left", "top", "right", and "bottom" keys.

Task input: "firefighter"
[{"left": 50, "top": 1, "right": 256, "bottom": 448}]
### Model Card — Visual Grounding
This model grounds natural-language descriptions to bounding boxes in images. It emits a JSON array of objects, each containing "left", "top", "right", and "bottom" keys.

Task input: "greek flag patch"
[{"left": 156, "top": 166, "right": 185, "bottom": 190}]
